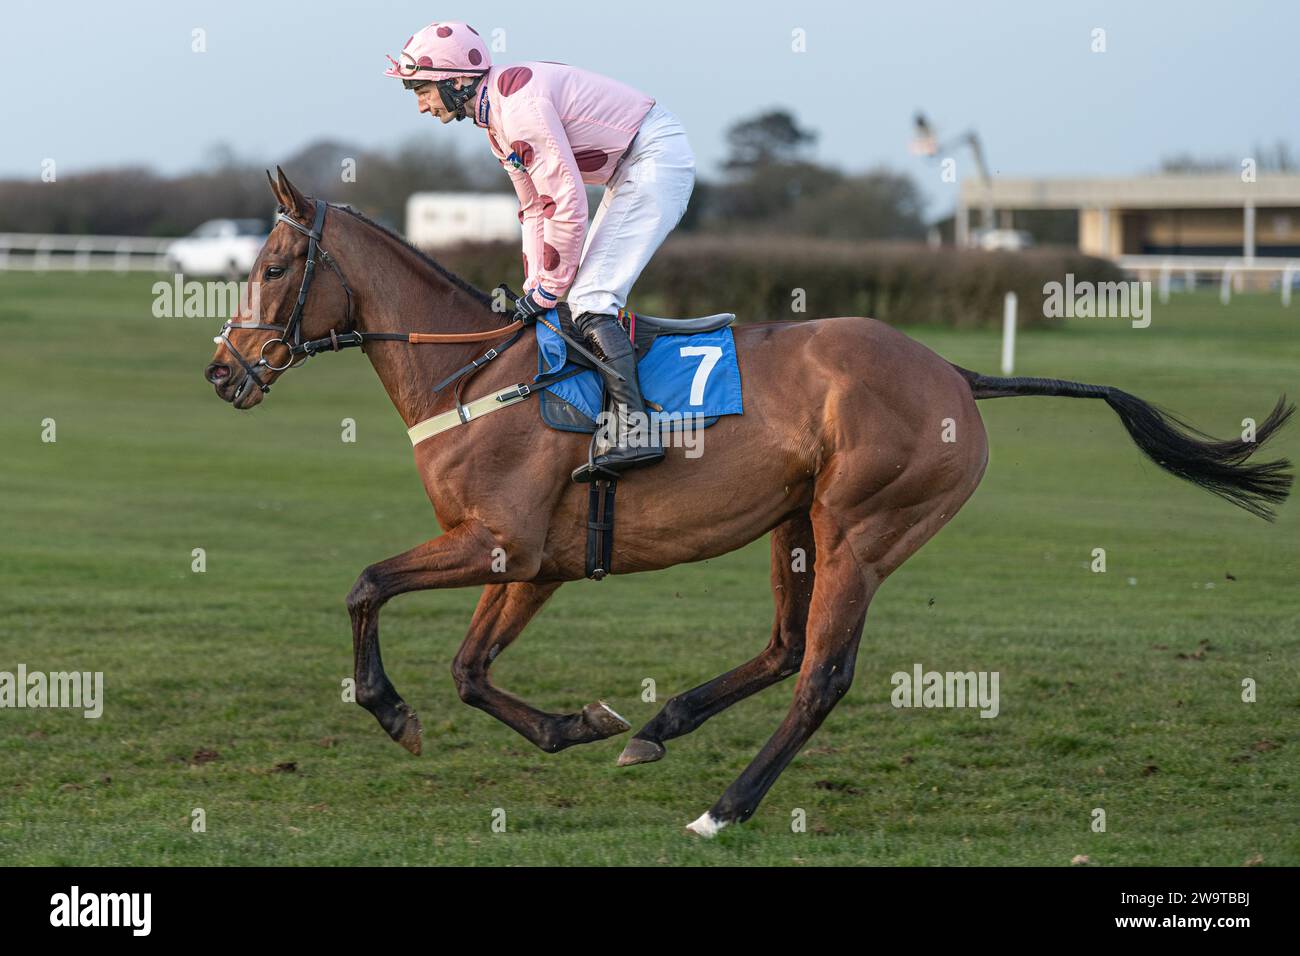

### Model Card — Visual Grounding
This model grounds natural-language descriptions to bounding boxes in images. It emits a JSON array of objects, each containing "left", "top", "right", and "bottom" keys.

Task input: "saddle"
[
  {"left": 534, "top": 304, "right": 738, "bottom": 582},
  {"left": 535, "top": 304, "right": 741, "bottom": 436},
  {"left": 547, "top": 302, "right": 735, "bottom": 367},
  {"left": 423, "top": 289, "right": 741, "bottom": 582}
]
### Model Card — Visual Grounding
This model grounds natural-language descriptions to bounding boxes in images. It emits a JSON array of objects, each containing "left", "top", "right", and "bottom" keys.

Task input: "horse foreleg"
[
  {"left": 347, "top": 522, "right": 526, "bottom": 755},
  {"left": 452, "top": 582, "right": 632, "bottom": 753},
  {"left": 618, "top": 513, "right": 815, "bottom": 767}
]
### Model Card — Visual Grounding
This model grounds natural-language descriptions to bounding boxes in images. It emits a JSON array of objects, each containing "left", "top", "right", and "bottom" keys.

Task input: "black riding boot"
[{"left": 573, "top": 310, "right": 664, "bottom": 478}]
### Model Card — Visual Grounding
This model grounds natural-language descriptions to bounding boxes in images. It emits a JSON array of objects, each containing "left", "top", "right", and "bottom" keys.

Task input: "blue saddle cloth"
[{"left": 533, "top": 310, "right": 743, "bottom": 433}]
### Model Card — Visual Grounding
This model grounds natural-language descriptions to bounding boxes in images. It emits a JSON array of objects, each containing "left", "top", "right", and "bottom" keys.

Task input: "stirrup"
[
  {"left": 572, "top": 425, "right": 622, "bottom": 483},
  {"left": 571, "top": 460, "right": 623, "bottom": 484},
  {"left": 571, "top": 421, "right": 664, "bottom": 482},
  {"left": 570, "top": 419, "right": 662, "bottom": 483}
]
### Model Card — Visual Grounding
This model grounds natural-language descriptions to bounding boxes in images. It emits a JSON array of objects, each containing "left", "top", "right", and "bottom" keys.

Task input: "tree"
[
  {"left": 723, "top": 110, "right": 817, "bottom": 171},
  {"left": 778, "top": 169, "right": 928, "bottom": 240},
  {"left": 1160, "top": 140, "right": 1295, "bottom": 174}
]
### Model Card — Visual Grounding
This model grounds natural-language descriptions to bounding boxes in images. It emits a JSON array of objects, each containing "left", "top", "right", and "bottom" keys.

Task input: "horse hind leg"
[
  {"left": 452, "top": 582, "right": 632, "bottom": 753},
  {"left": 686, "top": 485, "right": 979, "bottom": 835},
  {"left": 686, "top": 513, "right": 871, "bottom": 836},
  {"left": 682, "top": 364, "right": 988, "bottom": 833},
  {"left": 618, "top": 512, "right": 815, "bottom": 766}
]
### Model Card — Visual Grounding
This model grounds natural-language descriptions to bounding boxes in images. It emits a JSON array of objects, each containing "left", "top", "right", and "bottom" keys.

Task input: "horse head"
[{"left": 204, "top": 167, "right": 356, "bottom": 409}]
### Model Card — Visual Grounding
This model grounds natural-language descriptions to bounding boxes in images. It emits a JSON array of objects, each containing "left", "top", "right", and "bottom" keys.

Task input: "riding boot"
[{"left": 573, "top": 310, "right": 664, "bottom": 477}]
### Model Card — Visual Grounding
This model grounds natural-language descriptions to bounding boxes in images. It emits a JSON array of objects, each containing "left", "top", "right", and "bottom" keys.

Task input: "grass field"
[{"left": 1, "top": 272, "right": 1296, "bottom": 866}]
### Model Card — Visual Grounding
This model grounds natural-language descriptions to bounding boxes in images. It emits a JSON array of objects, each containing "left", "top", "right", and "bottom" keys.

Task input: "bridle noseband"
[{"left": 216, "top": 201, "right": 356, "bottom": 394}]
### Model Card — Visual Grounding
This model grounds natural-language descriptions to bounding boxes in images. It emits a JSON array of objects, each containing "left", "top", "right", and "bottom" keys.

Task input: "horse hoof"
[
  {"left": 392, "top": 707, "right": 423, "bottom": 756},
  {"left": 617, "top": 737, "right": 665, "bottom": 766},
  {"left": 582, "top": 700, "right": 630, "bottom": 738},
  {"left": 685, "top": 812, "right": 726, "bottom": 838}
]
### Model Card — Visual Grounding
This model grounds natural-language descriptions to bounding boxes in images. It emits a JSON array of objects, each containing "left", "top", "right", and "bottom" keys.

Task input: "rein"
[{"left": 215, "top": 200, "right": 523, "bottom": 396}]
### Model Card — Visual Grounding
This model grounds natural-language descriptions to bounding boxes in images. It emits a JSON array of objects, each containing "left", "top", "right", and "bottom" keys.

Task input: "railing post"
[
  {"left": 1001, "top": 291, "right": 1017, "bottom": 376},
  {"left": 1220, "top": 263, "right": 1233, "bottom": 305},
  {"left": 74, "top": 237, "right": 92, "bottom": 273}
]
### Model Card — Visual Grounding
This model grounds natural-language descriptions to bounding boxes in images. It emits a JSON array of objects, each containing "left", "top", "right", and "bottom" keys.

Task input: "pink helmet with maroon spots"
[{"left": 384, "top": 21, "right": 490, "bottom": 83}]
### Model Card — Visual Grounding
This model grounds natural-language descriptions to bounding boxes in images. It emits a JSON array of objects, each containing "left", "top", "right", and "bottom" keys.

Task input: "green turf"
[{"left": 0, "top": 272, "right": 1296, "bottom": 865}]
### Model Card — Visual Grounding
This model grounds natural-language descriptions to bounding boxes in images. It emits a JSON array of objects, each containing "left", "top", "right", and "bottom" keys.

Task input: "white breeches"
[{"left": 565, "top": 103, "right": 696, "bottom": 317}]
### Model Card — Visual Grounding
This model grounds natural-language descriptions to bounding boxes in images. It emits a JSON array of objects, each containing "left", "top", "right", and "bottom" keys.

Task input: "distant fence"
[
  {"left": 4, "top": 233, "right": 1298, "bottom": 310},
  {"left": 1117, "top": 255, "right": 1300, "bottom": 305},
  {"left": 0, "top": 233, "right": 173, "bottom": 272}
]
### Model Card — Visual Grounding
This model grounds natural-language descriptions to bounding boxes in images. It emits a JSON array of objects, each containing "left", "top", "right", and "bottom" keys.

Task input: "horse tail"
[{"left": 949, "top": 364, "right": 1295, "bottom": 522}]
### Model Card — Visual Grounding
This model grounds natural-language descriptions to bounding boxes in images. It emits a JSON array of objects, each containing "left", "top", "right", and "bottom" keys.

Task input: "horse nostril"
[{"left": 205, "top": 363, "right": 230, "bottom": 384}]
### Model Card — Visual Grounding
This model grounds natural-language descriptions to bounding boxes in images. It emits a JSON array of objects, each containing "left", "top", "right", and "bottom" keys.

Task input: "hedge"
[{"left": 433, "top": 236, "right": 1125, "bottom": 329}]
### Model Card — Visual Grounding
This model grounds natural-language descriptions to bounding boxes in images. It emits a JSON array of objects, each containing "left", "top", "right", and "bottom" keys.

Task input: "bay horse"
[{"left": 204, "top": 170, "right": 1293, "bottom": 836}]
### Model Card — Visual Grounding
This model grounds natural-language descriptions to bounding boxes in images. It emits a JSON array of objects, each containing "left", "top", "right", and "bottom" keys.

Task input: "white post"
[
  {"left": 1243, "top": 200, "right": 1256, "bottom": 263},
  {"left": 1284, "top": 263, "right": 1296, "bottom": 307},
  {"left": 1001, "top": 291, "right": 1017, "bottom": 375},
  {"left": 1220, "top": 265, "right": 1233, "bottom": 305},
  {"left": 1158, "top": 261, "right": 1171, "bottom": 304},
  {"left": 74, "top": 237, "right": 92, "bottom": 273}
]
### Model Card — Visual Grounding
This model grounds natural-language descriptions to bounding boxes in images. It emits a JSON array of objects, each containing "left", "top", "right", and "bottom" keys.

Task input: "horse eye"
[{"left": 264, "top": 266, "right": 285, "bottom": 280}]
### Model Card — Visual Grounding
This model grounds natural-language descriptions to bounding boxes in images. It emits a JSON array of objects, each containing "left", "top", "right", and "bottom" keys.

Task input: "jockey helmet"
[{"left": 384, "top": 22, "right": 490, "bottom": 120}]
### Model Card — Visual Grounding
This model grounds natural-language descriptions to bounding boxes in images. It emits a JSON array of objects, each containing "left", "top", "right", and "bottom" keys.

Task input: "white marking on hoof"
[
  {"left": 685, "top": 812, "right": 726, "bottom": 838},
  {"left": 597, "top": 700, "right": 627, "bottom": 725}
]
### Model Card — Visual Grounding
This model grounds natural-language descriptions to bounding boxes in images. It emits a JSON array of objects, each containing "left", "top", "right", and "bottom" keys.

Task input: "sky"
[{"left": 2, "top": 0, "right": 1297, "bottom": 218}]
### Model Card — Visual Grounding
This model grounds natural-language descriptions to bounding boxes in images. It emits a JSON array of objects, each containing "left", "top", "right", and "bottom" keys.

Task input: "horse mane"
[{"left": 330, "top": 202, "right": 496, "bottom": 310}]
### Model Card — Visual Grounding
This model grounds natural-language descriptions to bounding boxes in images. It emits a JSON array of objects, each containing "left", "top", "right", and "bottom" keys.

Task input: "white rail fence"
[
  {"left": 1116, "top": 255, "right": 1300, "bottom": 306},
  {"left": 0, "top": 233, "right": 173, "bottom": 273},
  {"left": 5, "top": 234, "right": 1298, "bottom": 311},
  {"left": 999, "top": 256, "right": 1297, "bottom": 375}
]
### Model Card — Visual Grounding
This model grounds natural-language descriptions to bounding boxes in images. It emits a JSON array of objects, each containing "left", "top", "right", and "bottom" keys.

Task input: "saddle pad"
[{"left": 534, "top": 310, "right": 743, "bottom": 433}]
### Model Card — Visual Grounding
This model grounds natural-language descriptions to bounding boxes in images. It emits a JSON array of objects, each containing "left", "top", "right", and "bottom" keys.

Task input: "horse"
[{"left": 204, "top": 169, "right": 1293, "bottom": 836}]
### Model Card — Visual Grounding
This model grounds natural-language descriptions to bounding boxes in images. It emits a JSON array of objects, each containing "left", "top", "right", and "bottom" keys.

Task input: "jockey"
[{"left": 385, "top": 21, "right": 695, "bottom": 477}]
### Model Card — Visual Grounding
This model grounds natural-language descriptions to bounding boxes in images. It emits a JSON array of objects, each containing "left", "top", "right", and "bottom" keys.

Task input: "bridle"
[
  {"left": 215, "top": 199, "right": 524, "bottom": 397},
  {"left": 216, "top": 201, "right": 357, "bottom": 394}
]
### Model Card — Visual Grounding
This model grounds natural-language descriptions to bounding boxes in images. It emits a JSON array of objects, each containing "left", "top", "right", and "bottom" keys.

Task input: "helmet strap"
[{"left": 436, "top": 75, "right": 484, "bottom": 121}]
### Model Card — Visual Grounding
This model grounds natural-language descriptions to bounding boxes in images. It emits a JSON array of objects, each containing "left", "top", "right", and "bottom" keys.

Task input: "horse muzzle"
[{"left": 205, "top": 360, "right": 267, "bottom": 409}]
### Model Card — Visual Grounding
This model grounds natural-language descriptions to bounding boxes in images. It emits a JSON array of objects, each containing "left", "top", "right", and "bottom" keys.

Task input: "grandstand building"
[{"left": 959, "top": 174, "right": 1300, "bottom": 259}]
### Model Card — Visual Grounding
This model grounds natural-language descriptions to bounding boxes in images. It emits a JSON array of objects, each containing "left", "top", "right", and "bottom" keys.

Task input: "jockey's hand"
[{"left": 513, "top": 288, "right": 556, "bottom": 326}]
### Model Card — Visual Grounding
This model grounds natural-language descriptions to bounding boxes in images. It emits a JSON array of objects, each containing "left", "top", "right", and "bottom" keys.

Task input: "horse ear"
[
  {"left": 265, "top": 169, "right": 284, "bottom": 208},
  {"left": 275, "top": 165, "right": 310, "bottom": 219}
]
